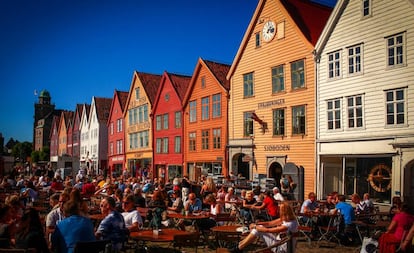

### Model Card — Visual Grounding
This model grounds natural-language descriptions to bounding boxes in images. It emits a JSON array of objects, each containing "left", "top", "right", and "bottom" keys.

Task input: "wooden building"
[{"left": 227, "top": 0, "right": 332, "bottom": 197}]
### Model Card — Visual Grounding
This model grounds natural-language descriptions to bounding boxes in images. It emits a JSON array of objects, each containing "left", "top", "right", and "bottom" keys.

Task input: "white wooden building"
[{"left": 314, "top": 0, "right": 414, "bottom": 208}]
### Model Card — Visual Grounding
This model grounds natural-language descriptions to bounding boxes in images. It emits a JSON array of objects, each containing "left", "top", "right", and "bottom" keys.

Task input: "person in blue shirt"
[
  {"left": 333, "top": 194, "right": 356, "bottom": 244},
  {"left": 185, "top": 193, "right": 202, "bottom": 213},
  {"left": 96, "top": 197, "right": 127, "bottom": 251},
  {"left": 51, "top": 200, "right": 96, "bottom": 253}
]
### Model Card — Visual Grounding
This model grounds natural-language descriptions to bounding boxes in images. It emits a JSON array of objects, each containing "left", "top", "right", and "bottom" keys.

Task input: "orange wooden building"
[{"left": 182, "top": 58, "right": 230, "bottom": 181}]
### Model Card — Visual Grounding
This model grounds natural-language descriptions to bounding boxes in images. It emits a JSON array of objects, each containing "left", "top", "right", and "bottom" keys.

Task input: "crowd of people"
[{"left": 0, "top": 168, "right": 413, "bottom": 253}]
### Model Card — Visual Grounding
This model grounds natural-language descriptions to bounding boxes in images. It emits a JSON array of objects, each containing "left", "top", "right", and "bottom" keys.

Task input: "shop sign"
[
  {"left": 264, "top": 145, "right": 290, "bottom": 151},
  {"left": 257, "top": 99, "right": 285, "bottom": 109}
]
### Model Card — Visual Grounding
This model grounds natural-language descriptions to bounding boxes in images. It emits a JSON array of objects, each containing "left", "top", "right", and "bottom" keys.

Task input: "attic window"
[
  {"left": 255, "top": 32, "right": 261, "bottom": 48},
  {"left": 201, "top": 76, "right": 206, "bottom": 89},
  {"left": 362, "top": 0, "right": 372, "bottom": 18}
]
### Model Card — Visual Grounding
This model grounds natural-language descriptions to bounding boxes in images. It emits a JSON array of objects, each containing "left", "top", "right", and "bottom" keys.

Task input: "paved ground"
[{"left": 142, "top": 240, "right": 361, "bottom": 253}]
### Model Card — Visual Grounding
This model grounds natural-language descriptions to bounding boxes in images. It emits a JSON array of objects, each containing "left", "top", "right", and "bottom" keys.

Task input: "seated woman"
[
  {"left": 379, "top": 203, "right": 414, "bottom": 253},
  {"left": 229, "top": 202, "right": 298, "bottom": 253}
]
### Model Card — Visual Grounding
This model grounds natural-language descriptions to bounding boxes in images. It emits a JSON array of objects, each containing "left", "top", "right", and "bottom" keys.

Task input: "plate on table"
[{"left": 236, "top": 227, "right": 249, "bottom": 233}]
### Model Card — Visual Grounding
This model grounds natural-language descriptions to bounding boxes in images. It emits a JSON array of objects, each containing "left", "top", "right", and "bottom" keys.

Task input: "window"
[
  {"left": 243, "top": 72, "right": 254, "bottom": 97},
  {"left": 327, "top": 99, "right": 341, "bottom": 130},
  {"left": 175, "top": 111, "right": 181, "bottom": 128},
  {"left": 189, "top": 132, "right": 196, "bottom": 151},
  {"left": 272, "top": 65, "right": 284, "bottom": 93},
  {"left": 347, "top": 95, "right": 363, "bottom": 128},
  {"left": 201, "top": 96, "right": 210, "bottom": 120},
  {"left": 139, "top": 104, "right": 148, "bottom": 123},
  {"left": 328, "top": 51, "right": 341, "bottom": 79},
  {"left": 387, "top": 33, "right": 405, "bottom": 67},
  {"left": 116, "top": 119, "right": 122, "bottom": 132},
  {"left": 244, "top": 112, "right": 254, "bottom": 137},
  {"left": 110, "top": 142, "right": 113, "bottom": 155},
  {"left": 272, "top": 108, "right": 285, "bottom": 136},
  {"left": 116, "top": 140, "right": 123, "bottom": 154},
  {"left": 348, "top": 44, "right": 362, "bottom": 75},
  {"left": 255, "top": 32, "right": 261, "bottom": 47},
  {"left": 189, "top": 100, "right": 197, "bottom": 123},
  {"left": 212, "top": 93, "right": 221, "bottom": 118},
  {"left": 291, "top": 60, "right": 305, "bottom": 89},
  {"left": 386, "top": 88, "right": 406, "bottom": 125},
  {"left": 174, "top": 136, "right": 181, "bottom": 153},
  {"left": 135, "top": 87, "right": 140, "bottom": 100},
  {"left": 163, "top": 137, "right": 168, "bottom": 153},
  {"left": 163, "top": 113, "right": 169, "bottom": 129},
  {"left": 130, "top": 130, "right": 149, "bottom": 149},
  {"left": 292, "top": 105, "right": 305, "bottom": 135},
  {"left": 213, "top": 128, "right": 221, "bottom": 149},
  {"left": 201, "top": 76, "right": 206, "bottom": 89},
  {"left": 156, "top": 138, "right": 162, "bottom": 153},
  {"left": 201, "top": 130, "right": 209, "bottom": 150},
  {"left": 156, "top": 115, "right": 162, "bottom": 130},
  {"left": 362, "top": 0, "right": 371, "bottom": 17},
  {"left": 110, "top": 122, "right": 114, "bottom": 135}
]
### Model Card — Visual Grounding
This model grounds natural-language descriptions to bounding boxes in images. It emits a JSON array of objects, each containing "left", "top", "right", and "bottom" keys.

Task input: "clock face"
[{"left": 262, "top": 20, "right": 276, "bottom": 42}]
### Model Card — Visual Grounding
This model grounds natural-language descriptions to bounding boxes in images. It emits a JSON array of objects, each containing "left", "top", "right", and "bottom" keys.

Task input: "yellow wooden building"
[{"left": 227, "top": 0, "right": 332, "bottom": 198}]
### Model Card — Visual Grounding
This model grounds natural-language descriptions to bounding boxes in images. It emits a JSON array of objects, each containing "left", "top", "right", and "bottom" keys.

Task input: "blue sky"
[{"left": 0, "top": 0, "right": 336, "bottom": 143}]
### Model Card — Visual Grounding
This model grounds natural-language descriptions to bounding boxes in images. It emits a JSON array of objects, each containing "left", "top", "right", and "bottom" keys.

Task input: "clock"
[{"left": 262, "top": 20, "right": 276, "bottom": 42}]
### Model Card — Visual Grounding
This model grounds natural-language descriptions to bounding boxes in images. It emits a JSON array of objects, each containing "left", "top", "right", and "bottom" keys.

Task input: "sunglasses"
[{"left": 122, "top": 202, "right": 129, "bottom": 204}]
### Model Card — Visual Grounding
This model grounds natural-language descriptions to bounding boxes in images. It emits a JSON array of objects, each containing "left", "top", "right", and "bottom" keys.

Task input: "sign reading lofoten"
[{"left": 264, "top": 145, "right": 290, "bottom": 151}]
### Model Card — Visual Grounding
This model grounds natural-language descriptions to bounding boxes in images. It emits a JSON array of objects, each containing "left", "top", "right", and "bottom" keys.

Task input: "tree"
[{"left": 12, "top": 141, "right": 33, "bottom": 163}]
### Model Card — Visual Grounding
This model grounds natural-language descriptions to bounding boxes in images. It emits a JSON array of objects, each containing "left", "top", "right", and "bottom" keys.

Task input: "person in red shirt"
[
  {"left": 81, "top": 178, "right": 96, "bottom": 198},
  {"left": 252, "top": 190, "right": 279, "bottom": 220}
]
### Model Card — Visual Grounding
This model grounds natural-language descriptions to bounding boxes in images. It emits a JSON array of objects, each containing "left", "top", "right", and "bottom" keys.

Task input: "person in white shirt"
[
  {"left": 121, "top": 194, "right": 143, "bottom": 231},
  {"left": 273, "top": 187, "right": 284, "bottom": 202}
]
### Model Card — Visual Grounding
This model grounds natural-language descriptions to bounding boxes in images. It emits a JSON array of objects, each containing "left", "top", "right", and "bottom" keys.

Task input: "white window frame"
[
  {"left": 386, "top": 33, "right": 405, "bottom": 68},
  {"left": 189, "top": 100, "right": 197, "bottom": 123},
  {"left": 347, "top": 44, "right": 363, "bottom": 76},
  {"left": 327, "top": 98, "right": 342, "bottom": 130},
  {"left": 385, "top": 88, "right": 407, "bottom": 127},
  {"left": 347, "top": 94, "right": 364, "bottom": 129},
  {"left": 328, "top": 51, "right": 341, "bottom": 79}
]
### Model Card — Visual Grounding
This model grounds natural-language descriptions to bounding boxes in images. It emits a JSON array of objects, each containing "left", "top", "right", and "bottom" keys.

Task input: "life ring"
[{"left": 367, "top": 164, "right": 392, "bottom": 193}]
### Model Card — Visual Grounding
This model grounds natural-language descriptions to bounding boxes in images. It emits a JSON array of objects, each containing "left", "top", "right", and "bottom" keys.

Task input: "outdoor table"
[
  {"left": 211, "top": 225, "right": 246, "bottom": 248},
  {"left": 167, "top": 212, "right": 210, "bottom": 230},
  {"left": 129, "top": 228, "right": 191, "bottom": 243}
]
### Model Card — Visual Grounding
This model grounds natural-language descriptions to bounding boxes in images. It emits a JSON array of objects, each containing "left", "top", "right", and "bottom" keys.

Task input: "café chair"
[
  {"left": 172, "top": 232, "right": 201, "bottom": 253},
  {"left": 318, "top": 214, "right": 342, "bottom": 246},
  {"left": 73, "top": 239, "right": 112, "bottom": 253}
]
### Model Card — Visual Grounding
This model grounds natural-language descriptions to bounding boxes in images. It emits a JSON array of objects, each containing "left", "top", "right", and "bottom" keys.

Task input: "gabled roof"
[
  {"left": 167, "top": 72, "right": 192, "bottom": 101},
  {"left": 136, "top": 71, "right": 162, "bottom": 104},
  {"left": 183, "top": 58, "right": 230, "bottom": 106},
  {"left": 281, "top": 0, "right": 332, "bottom": 45},
  {"left": 227, "top": 0, "right": 332, "bottom": 79},
  {"left": 107, "top": 90, "right": 129, "bottom": 125},
  {"left": 117, "top": 90, "right": 129, "bottom": 113},
  {"left": 204, "top": 59, "right": 231, "bottom": 90},
  {"left": 62, "top": 111, "right": 74, "bottom": 130},
  {"left": 94, "top": 97, "right": 112, "bottom": 124},
  {"left": 152, "top": 71, "right": 192, "bottom": 113},
  {"left": 314, "top": 0, "right": 348, "bottom": 56}
]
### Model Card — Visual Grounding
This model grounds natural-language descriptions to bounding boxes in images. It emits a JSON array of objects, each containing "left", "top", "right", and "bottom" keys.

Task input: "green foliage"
[{"left": 11, "top": 141, "right": 33, "bottom": 162}]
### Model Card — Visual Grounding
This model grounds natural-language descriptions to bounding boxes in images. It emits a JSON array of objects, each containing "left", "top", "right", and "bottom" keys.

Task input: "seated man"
[
  {"left": 96, "top": 196, "right": 127, "bottom": 251},
  {"left": 184, "top": 193, "right": 202, "bottom": 213},
  {"left": 333, "top": 194, "right": 356, "bottom": 244},
  {"left": 121, "top": 194, "right": 143, "bottom": 232}
]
